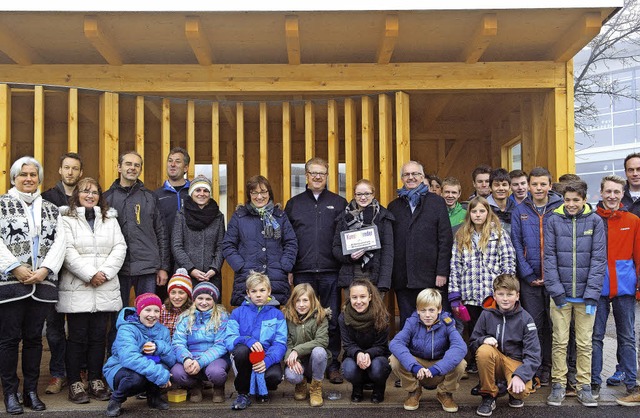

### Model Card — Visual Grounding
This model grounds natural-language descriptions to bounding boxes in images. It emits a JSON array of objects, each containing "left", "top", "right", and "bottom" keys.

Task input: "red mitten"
[{"left": 249, "top": 351, "right": 265, "bottom": 364}]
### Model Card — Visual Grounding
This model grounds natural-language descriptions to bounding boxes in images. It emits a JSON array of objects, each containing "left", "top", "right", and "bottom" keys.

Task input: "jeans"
[
  {"left": 171, "top": 358, "right": 229, "bottom": 388},
  {"left": 591, "top": 295, "right": 637, "bottom": 388},
  {"left": 231, "top": 345, "right": 282, "bottom": 394},
  {"left": 519, "top": 282, "right": 552, "bottom": 372},
  {"left": 284, "top": 347, "right": 328, "bottom": 384},
  {"left": 0, "top": 298, "right": 50, "bottom": 393},
  {"left": 45, "top": 306, "right": 67, "bottom": 378},
  {"left": 341, "top": 356, "right": 391, "bottom": 386},
  {"left": 66, "top": 312, "right": 109, "bottom": 383},
  {"left": 118, "top": 273, "right": 157, "bottom": 307},
  {"left": 294, "top": 272, "right": 340, "bottom": 371},
  {"left": 111, "top": 367, "right": 164, "bottom": 403}
]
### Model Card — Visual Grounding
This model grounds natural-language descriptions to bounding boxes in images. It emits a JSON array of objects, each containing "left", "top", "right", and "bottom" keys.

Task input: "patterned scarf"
[
  {"left": 247, "top": 201, "right": 281, "bottom": 239},
  {"left": 344, "top": 199, "right": 380, "bottom": 268},
  {"left": 397, "top": 182, "right": 429, "bottom": 208},
  {"left": 343, "top": 302, "right": 375, "bottom": 332}
]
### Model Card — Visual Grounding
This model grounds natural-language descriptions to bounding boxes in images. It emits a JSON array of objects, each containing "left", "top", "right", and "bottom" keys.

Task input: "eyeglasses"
[
  {"left": 80, "top": 190, "right": 99, "bottom": 196},
  {"left": 250, "top": 191, "right": 269, "bottom": 197},
  {"left": 307, "top": 171, "right": 328, "bottom": 178},
  {"left": 355, "top": 192, "right": 373, "bottom": 198},
  {"left": 401, "top": 172, "right": 424, "bottom": 178}
]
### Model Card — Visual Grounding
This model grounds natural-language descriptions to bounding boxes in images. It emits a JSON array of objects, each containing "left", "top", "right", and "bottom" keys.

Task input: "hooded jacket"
[
  {"left": 389, "top": 311, "right": 466, "bottom": 377},
  {"left": 543, "top": 204, "right": 606, "bottom": 307},
  {"left": 172, "top": 308, "right": 229, "bottom": 368},
  {"left": 486, "top": 194, "right": 517, "bottom": 235},
  {"left": 285, "top": 309, "right": 332, "bottom": 363}
]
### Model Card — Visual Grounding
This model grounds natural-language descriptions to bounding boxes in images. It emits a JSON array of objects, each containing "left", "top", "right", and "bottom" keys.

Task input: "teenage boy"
[
  {"left": 468, "top": 165, "right": 491, "bottom": 200},
  {"left": 470, "top": 274, "right": 541, "bottom": 417},
  {"left": 225, "top": 272, "right": 287, "bottom": 410},
  {"left": 486, "top": 168, "right": 516, "bottom": 234},
  {"left": 592, "top": 175, "right": 640, "bottom": 400},
  {"left": 544, "top": 181, "right": 606, "bottom": 407},
  {"left": 509, "top": 170, "right": 528, "bottom": 205},
  {"left": 390, "top": 288, "right": 467, "bottom": 412},
  {"left": 510, "top": 167, "right": 562, "bottom": 388},
  {"left": 442, "top": 177, "right": 466, "bottom": 233}
]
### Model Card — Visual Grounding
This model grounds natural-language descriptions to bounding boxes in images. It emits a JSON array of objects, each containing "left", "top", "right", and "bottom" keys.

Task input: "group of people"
[{"left": 0, "top": 149, "right": 639, "bottom": 416}]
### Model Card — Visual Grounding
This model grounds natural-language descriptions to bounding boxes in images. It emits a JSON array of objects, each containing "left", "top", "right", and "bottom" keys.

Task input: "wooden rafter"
[
  {"left": 551, "top": 12, "right": 602, "bottom": 62},
  {"left": 459, "top": 13, "right": 497, "bottom": 64},
  {"left": 215, "top": 95, "right": 236, "bottom": 129},
  {"left": 376, "top": 14, "right": 399, "bottom": 64},
  {"left": 285, "top": 15, "right": 301, "bottom": 65},
  {"left": 438, "top": 139, "right": 468, "bottom": 178},
  {"left": 83, "top": 15, "right": 123, "bottom": 65},
  {"left": 185, "top": 16, "right": 214, "bottom": 66},
  {"left": 420, "top": 95, "right": 451, "bottom": 132},
  {"left": 0, "top": 27, "right": 41, "bottom": 65}
]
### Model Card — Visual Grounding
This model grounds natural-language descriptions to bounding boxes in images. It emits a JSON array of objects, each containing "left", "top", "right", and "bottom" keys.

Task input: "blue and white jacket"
[{"left": 172, "top": 308, "right": 229, "bottom": 368}]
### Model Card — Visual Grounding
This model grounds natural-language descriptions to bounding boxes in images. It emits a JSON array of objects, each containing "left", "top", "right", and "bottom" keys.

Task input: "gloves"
[{"left": 585, "top": 304, "right": 596, "bottom": 315}]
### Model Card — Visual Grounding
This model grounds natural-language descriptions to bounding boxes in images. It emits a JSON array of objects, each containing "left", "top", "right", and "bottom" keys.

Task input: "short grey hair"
[
  {"left": 399, "top": 160, "right": 425, "bottom": 178},
  {"left": 10, "top": 156, "right": 43, "bottom": 185}
]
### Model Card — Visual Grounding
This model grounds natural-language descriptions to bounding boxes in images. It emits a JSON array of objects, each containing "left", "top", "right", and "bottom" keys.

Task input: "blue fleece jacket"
[{"left": 172, "top": 308, "right": 229, "bottom": 367}]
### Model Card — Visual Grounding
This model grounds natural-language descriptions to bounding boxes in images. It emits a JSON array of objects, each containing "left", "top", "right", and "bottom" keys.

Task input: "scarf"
[
  {"left": 343, "top": 302, "right": 375, "bottom": 332},
  {"left": 344, "top": 199, "right": 380, "bottom": 268},
  {"left": 184, "top": 197, "right": 220, "bottom": 231},
  {"left": 8, "top": 187, "right": 43, "bottom": 238},
  {"left": 397, "top": 182, "right": 429, "bottom": 208},
  {"left": 247, "top": 201, "right": 281, "bottom": 239}
]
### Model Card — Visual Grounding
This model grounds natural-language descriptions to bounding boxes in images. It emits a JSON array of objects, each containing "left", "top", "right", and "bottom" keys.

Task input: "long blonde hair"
[
  {"left": 283, "top": 284, "right": 328, "bottom": 325},
  {"left": 179, "top": 298, "right": 227, "bottom": 334},
  {"left": 455, "top": 196, "right": 502, "bottom": 253}
]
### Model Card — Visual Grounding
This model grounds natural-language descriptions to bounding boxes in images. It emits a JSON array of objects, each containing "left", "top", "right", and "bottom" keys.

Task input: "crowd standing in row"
[{"left": 1, "top": 150, "right": 639, "bottom": 417}]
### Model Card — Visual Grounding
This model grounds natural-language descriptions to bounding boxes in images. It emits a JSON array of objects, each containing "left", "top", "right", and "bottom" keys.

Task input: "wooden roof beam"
[
  {"left": 459, "top": 13, "right": 497, "bottom": 64},
  {"left": 420, "top": 94, "right": 452, "bottom": 132},
  {"left": 285, "top": 15, "right": 301, "bottom": 65},
  {"left": 376, "top": 14, "right": 399, "bottom": 64},
  {"left": 0, "top": 28, "right": 42, "bottom": 65},
  {"left": 185, "top": 16, "right": 214, "bottom": 66},
  {"left": 551, "top": 12, "right": 602, "bottom": 62},
  {"left": 84, "top": 15, "right": 123, "bottom": 65}
]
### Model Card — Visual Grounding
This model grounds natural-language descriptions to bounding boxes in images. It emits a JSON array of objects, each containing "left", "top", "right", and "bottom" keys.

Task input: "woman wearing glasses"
[
  {"left": 332, "top": 179, "right": 394, "bottom": 295},
  {"left": 57, "top": 177, "right": 127, "bottom": 404},
  {"left": 222, "top": 175, "right": 298, "bottom": 306}
]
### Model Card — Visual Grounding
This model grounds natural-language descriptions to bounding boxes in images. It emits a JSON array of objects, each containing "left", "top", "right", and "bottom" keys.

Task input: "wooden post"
[
  {"left": 327, "top": 99, "right": 339, "bottom": 193},
  {"left": 0, "top": 84, "right": 10, "bottom": 194},
  {"left": 344, "top": 98, "right": 357, "bottom": 197},
  {"left": 236, "top": 103, "right": 245, "bottom": 207},
  {"left": 99, "top": 92, "right": 119, "bottom": 189},
  {"left": 33, "top": 86, "right": 44, "bottom": 167},
  {"left": 282, "top": 102, "right": 292, "bottom": 203},
  {"left": 186, "top": 100, "right": 196, "bottom": 180},
  {"left": 161, "top": 98, "right": 171, "bottom": 181},
  {"left": 361, "top": 96, "right": 375, "bottom": 184},
  {"left": 68, "top": 88, "right": 78, "bottom": 152},
  {"left": 260, "top": 102, "right": 269, "bottom": 178},
  {"left": 211, "top": 102, "right": 220, "bottom": 203},
  {"left": 135, "top": 96, "right": 145, "bottom": 182},
  {"left": 395, "top": 91, "right": 411, "bottom": 187},
  {"left": 378, "top": 94, "right": 393, "bottom": 206},
  {"left": 305, "top": 101, "right": 315, "bottom": 162}
]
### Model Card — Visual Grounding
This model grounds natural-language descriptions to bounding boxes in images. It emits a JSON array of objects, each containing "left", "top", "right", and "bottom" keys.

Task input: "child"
[
  {"left": 171, "top": 282, "right": 229, "bottom": 404},
  {"left": 470, "top": 274, "right": 541, "bottom": 417},
  {"left": 160, "top": 268, "right": 193, "bottom": 337},
  {"left": 103, "top": 293, "right": 176, "bottom": 417},
  {"left": 339, "top": 278, "right": 392, "bottom": 403},
  {"left": 448, "top": 196, "right": 516, "bottom": 373},
  {"left": 225, "top": 271, "right": 287, "bottom": 410},
  {"left": 389, "top": 288, "right": 467, "bottom": 412},
  {"left": 543, "top": 180, "right": 606, "bottom": 407},
  {"left": 283, "top": 283, "right": 331, "bottom": 407}
]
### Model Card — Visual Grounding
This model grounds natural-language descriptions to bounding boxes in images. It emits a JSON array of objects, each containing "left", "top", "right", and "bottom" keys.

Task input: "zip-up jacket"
[
  {"left": 389, "top": 311, "right": 466, "bottom": 377},
  {"left": 469, "top": 301, "right": 540, "bottom": 383},
  {"left": 339, "top": 312, "right": 390, "bottom": 361},
  {"left": 448, "top": 202, "right": 466, "bottom": 228},
  {"left": 41, "top": 181, "right": 71, "bottom": 207},
  {"left": 486, "top": 194, "right": 517, "bottom": 235},
  {"left": 285, "top": 309, "right": 332, "bottom": 363},
  {"left": 172, "top": 308, "right": 229, "bottom": 368},
  {"left": 543, "top": 204, "right": 606, "bottom": 307},
  {"left": 154, "top": 180, "right": 190, "bottom": 240}
]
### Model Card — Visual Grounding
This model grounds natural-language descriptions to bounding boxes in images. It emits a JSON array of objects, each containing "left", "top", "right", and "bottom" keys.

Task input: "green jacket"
[
  {"left": 285, "top": 310, "right": 332, "bottom": 363},
  {"left": 448, "top": 202, "right": 467, "bottom": 228}
]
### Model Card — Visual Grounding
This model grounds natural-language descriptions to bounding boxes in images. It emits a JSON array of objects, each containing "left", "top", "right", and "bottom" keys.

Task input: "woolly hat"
[
  {"left": 192, "top": 282, "right": 220, "bottom": 303},
  {"left": 188, "top": 175, "right": 212, "bottom": 196},
  {"left": 135, "top": 293, "right": 162, "bottom": 316},
  {"left": 167, "top": 268, "right": 193, "bottom": 299}
]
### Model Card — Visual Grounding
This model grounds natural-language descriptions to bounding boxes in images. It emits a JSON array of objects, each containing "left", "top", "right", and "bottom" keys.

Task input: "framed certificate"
[{"left": 340, "top": 225, "right": 381, "bottom": 255}]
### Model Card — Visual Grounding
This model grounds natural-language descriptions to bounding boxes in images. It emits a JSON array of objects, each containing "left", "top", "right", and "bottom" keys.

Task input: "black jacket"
[
  {"left": 621, "top": 184, "right": 640, "bottom": 218},
  {"left": 285, "top": 188, "right": 347, "bottom": 274},
  {"left": 339, "top": 312, "right": 390, "bottom": 361},
  {"left": 42, "top": 181, "right": 71, "bottom": 207},
  {"left": 104, "top": 179, "right": 169, "bottom": 275},
  {"left": 153, "top": 180, "right": 191, "bottom": 241},
  {"left": 388, "top": 193, "right": 453, "bottom": 290}
]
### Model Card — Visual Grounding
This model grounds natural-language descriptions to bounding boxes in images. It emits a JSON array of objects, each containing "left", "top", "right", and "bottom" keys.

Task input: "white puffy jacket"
[{"left": 56, "top": 206, "right": 127, "bottom": 313}]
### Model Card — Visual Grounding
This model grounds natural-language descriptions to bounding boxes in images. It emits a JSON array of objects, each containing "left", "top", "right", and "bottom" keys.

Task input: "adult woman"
[
  {"left": 0, "top": 156, "right": 66, "bottom": 414},
  {"left": 57, "top": 177, "right": 127, "bottom": 404},
  {"left": 222, "top": 175, "right": 297, "bottom": 306},
  {"left": 332, "top": 179, "right": 394, "bottom": 294},
  {"left": 171, "top": 175, "right": 225, "bottom": 292}
]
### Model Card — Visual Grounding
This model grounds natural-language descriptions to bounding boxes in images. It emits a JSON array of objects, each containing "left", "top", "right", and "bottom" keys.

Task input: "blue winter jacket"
[
  {"left": 389, "top": 311, "right": 466, "bottom": 377},
  {"left": 510, "top": 193, "right": 563, "bottom": 284},
  {"left": 172, "top": 308, "right": 229, "bottom": 367},
  {"left": 222, "top": 204, "right": 298, "bottom": 306},
  {"left": 543, "top": 204, "right": 606, "bottom": 307},
  {"left": 103, "top": 307, "right": 176, "bottom": 390},
  {"left": 225, "top": 297, "right": 287, "bottom": 369}
]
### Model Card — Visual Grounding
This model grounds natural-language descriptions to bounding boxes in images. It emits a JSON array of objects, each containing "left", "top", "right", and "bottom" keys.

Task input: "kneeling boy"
[
  {"left": 390, "top": 289, "right": 467, "bottom": 412},
  {"left": 470, "top": 274, "right": 541, "bottom": 417}
]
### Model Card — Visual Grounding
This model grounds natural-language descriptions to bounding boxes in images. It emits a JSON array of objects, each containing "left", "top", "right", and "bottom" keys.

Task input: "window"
[{"left": 291, "top": 163, "right": 347, "bottom": 198}]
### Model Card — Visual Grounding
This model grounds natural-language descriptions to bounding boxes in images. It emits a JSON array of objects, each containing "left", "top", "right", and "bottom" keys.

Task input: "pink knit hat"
[{"left": 135, "top": 293, "right": 162, "bottom": 315}]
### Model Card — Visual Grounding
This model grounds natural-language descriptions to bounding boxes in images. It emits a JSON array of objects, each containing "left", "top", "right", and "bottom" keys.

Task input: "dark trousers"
[
  {"left": 294, "top": 272, "right": 341, "bottom": 370},
  {"left": 111, "top": 367, "right": 163, "bottom": 403},
  {"left": 464, "top": 305, "right": 484, "bottom": 367},
  {"left": 519, "top": 282, "right": 552, "bottom": 371},
  {"left": 66, "top": 312, "right": 109, "bottom": 383},
  {"left": 118, "top": 273, "right": 157, "bottom": 307},
  {"left": 0, "top": 298, "right": 50, "bottom": 394},
  {"left": 231, "top": 345, "right": 282, "bottom": 394},
  {"left": 396, "top": 288, "right": 423, "bottom": 330},
  {"left": 341, "top": 356, "right": 391, "bottom": 387},
  {"left": 45, "top": 306, "right": 67, "bottom": 378}
]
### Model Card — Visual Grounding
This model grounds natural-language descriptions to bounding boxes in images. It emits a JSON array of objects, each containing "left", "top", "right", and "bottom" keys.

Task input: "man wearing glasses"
[
  {"left": 388, "top": 161, "right": 453, "bottom": 329},
  {"left": 285, "top": 157, "right": 347, "bottom": 384}
]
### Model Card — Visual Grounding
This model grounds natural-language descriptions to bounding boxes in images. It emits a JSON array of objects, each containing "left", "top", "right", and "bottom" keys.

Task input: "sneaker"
[
  {"left": 89, "top": 379, "right": 111, "bottom": 401},
  {"left": 476, "top": 396, "right": 496, "bottom": 417},
  {"left": 328, "top": 369, "right": 343, "bottom": 384},
  {"left": 45, "top": 377, "right": 68, "bottom": 394},
  {"left": 80, "top": 369, "right": 89, "bottom": 391},
  {"left": 566, "top": 380, "right": 577, "bottom": 397},
  {"left": 68, "top": 381, "right": 90, "bottom": 404},
  {"left": 538, "top": 370, "right": 550, "bottom": 387},
  {"left": 508, "top": 394, "right": 524, "bottom": 408},
  {"left": 106, "top": 398, "right": 121, "bottom": 417},
  {"left": 231, "top": 393, "right": 251, "bottom": 410},
  {"left": 546, "top": 383, "right": 565, "bottom": 406},
  {"left": 467, "top": 364, "right": 478, "bottom": 374},
  {"left": 437, "top": 392, "right": 458, "bottom": 413},
  {"left": 403, "top": 386, "right": 422, "bottom": 411},
  {"left": 606, "top": 370, "right": 626, "bottom": 386},
  {"left": 577, "top": 384, "right": 598, "bottom": 407},
  {"left": 627, "top": 385, "right": 640, "bottom": 394},
  {"left": 616, "top": 386, "right": 640, "bottom": 406},
  {"left": 590, "top": 383, "right": 600, "bottom": 400}
]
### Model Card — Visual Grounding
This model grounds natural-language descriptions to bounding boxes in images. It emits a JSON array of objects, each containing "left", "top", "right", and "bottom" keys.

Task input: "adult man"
[
  {"left": 468, "top": 165, "right": 491, "bottom": 200},
  {"left": 389, "top": 161, "right": 453, "bottom": 328},
  {"left": 104, "top": 151, "right": 169, "bottom": 305},
  {"left": 622, "top": 152, "right": 640, "bottom": 217},
  {"left": 509, "top": 170, "right": 529, "bottom": 205},
  {"left": 486, "top": 168, "right": 516, "bottom": 234},
  {"left": 442, "top": 177, "right": 466, "bottom": 233},
  {"left": 40, "top": 152, "right": 83, "bottom": 395},
  {"left": 285, "top": 157, "right": 347, "bottom": 384},
  {"left": 592, "top": 175, "right": 640, "bottom": 399}
]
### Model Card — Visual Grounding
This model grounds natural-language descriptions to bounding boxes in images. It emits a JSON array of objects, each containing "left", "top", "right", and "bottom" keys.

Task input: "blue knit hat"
[{"left": 192, "top": 282, "right": 220, "bottom": 303}]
